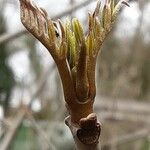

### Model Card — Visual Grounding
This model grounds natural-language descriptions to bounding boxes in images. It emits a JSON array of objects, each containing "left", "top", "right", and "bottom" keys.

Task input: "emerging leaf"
[
  {"left": 19, "top": 0, "right": 129, "bottom": 104},
  {"left": 72, "top": 18, "right": 85, "bottom": 44}
]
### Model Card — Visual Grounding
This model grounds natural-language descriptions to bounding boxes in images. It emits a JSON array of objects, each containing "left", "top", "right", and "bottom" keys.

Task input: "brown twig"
[{"left": 18, "top": 0, "right": 128, "bottom": 149}]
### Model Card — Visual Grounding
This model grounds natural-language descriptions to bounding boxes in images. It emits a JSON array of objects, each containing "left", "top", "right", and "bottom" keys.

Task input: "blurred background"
[{"left": 0, "top": 0, "right": 150, "bottom": 149}]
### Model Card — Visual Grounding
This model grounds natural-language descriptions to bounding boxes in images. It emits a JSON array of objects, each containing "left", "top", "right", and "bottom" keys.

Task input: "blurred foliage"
[
  {"left": 10, "top": 124, "right": 38, "bottom": 150},
  {"left": 10, "top": 122, "right": 74, "bottom": 150},
  {"left": 0, "top": 12, "right": 15, "bottom": 116},
  {"left": 141, "top": 139, "right": 150, "bottom": 150}
]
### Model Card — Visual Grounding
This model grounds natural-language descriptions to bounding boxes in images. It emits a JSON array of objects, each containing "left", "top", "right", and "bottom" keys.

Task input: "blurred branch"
[
  {"left": 102, "top": 128, "right": 150, "bottom": 147},
  {"left": 0, "top": 0, "right": 93, "bottom": 45},
  {"left": 0, "top": 30, "right": 27, "bottom": 44},
  {"left": 29, "top": 63, "right": 56, "bottom": 107},
  {"left": 96, "top": 97, "right": 150, "bottom": 124},
  {"left": 0, "top": 110, "right": 25, "bottom": 150},
  {"left": 27, "top": 111, "right": 56, "bottom": 150},
  {"left": 0, "top": 64, "right": 55, "bottom": 150}
]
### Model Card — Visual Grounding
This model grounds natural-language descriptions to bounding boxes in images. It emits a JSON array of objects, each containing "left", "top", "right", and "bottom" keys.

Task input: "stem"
[
  {"left": 74, "top": 140, "right": 101, "bottom": 150},
  {"left": 56, "top": 60, "right": 76, "bottom": 106},
  {"left": 68, "top": 100, "right": 93, "bottom": 124},
  {"left": 65, "top": 114, "right": 101, "bottom": 150}
]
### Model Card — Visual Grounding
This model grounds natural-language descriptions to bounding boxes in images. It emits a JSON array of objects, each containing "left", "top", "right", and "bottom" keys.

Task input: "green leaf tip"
[
  {"left": 72, "top": 18, "right": 85, "bottom": 44},
  {"left": 20, "top": 0, "right": 130, "bottom": 104},
  {"left": 20, "top": 0, "right": 129, "bottom": 63}
]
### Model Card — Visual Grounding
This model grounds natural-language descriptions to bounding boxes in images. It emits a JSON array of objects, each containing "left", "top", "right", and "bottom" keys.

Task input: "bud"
[{"left": 72, "top": 18, "right": 85, "bottom": 44}]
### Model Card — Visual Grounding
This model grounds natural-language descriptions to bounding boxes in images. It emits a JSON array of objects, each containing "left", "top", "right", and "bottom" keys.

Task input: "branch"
[
  {"left": 18, "top": 0, "right": 129, "bottom": 149},
  {"left": 65, "top": 113, "right": 101, "bottom": 150}
]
